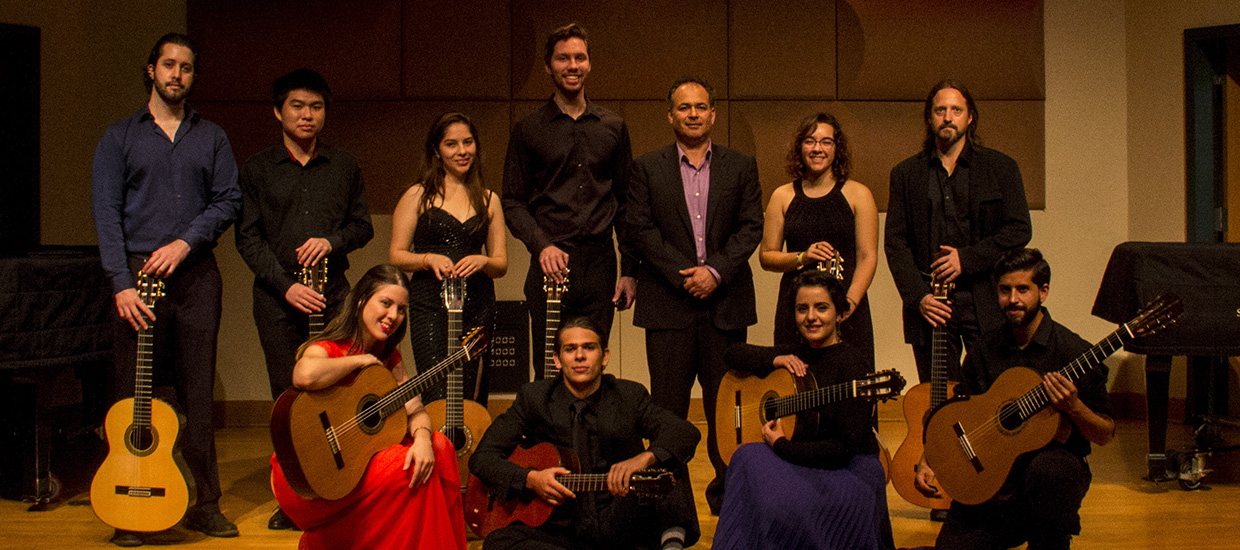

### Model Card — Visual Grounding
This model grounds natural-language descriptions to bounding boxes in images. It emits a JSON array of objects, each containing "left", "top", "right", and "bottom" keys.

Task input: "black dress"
[
  {"left": 774, "top": 179, "right": 875, "bottom": 367},
  {"left": 407, "top": 206, "right": 495, "bottom": 405}
]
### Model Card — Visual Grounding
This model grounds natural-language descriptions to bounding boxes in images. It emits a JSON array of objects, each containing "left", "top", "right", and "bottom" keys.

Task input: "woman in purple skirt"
[{"left": 713, "top": 271, "right": 894, "bottom": 550}]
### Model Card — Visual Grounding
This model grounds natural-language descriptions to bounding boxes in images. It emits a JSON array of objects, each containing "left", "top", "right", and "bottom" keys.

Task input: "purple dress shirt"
[{"left": 677, "top": 142, "right": 720, "bottom": 282}]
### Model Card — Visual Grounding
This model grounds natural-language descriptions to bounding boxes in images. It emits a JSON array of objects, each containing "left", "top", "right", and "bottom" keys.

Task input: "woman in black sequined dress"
[{"left": 390, "top": 113, "right": 507, "bottom": 404}]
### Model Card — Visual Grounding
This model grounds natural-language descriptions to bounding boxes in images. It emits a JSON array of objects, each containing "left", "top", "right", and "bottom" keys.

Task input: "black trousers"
[
  {"left": 645, "top": 311, "right": 746, "bottom": 508},
  {"left": 524, "top": 237, "right": 617, "bottom": 380},
  {"left": 912, "top": 288, "right": 980, "bottom": 384},
  {"left": 252, "top": 276, "right": 349, "bottom": 399},
  {"left": 110, "top": 253, "right": 223, "bottom": 507},
  {"left": 936, "top": 446, "right": 1092, "bottom": 550}
]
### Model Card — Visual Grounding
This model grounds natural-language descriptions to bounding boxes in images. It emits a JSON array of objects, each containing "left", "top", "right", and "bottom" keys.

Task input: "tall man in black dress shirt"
[
  {"left": 885, "top": 79, "right": 1031, "bottom": 385},
  {"left": 502, "top": 23, "right": 636, "bottom": 380},
  {"left": 91, "top": 33, "right": 241, "bottom": 545},
  {"left": 915, "top": 248, "right": 1114, "bottom": 549},
  {"left": 627, "top": 77, "right": 764, "bottom": 514},
  {"left": 470, "top": 317, "right": 701, "bottom": 550},
  {"left": 235, "top": 69, "right": 373, "bottom": 530}
]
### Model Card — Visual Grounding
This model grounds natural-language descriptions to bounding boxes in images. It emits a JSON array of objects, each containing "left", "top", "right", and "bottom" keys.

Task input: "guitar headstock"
[
  {"left": 931, "top": 280, "right": 954, "bottom": 301},
  {"left": 442, "top": 275, "right": 466, "bottom": 312},
  {"left": 628, "top": 469, "right": 675, "bottom": 496},
  {"left": 856, "top": 369, "right": 906, "bottom": 401},
  {"left": 1128, "top": 292, "right": 1184, "bottom": 338},
  {"left": 300, "top": 258, "right": 328, "bottom": 295},
  {"left": 815, "top": 252, "right": 845, "bottom": 281},
  {"left": 462, "top": 326, "right": 489, "bottom": 357},
  {"left": 136, "top": 272, "right": 165, "bottom": 309},
  {"left": 542, "top": 269, "right": 570, "bottom": 300}
]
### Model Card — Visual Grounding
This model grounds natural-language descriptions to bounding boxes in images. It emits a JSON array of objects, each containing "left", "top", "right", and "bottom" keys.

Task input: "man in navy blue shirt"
[{"left": 91, "top": 32, "right": 241, "bottom": 546}]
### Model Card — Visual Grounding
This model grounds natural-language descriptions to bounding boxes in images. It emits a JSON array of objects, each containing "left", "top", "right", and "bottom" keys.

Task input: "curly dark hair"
[{"left": 784, "top": 112, "right": 851, "bottom": 183}]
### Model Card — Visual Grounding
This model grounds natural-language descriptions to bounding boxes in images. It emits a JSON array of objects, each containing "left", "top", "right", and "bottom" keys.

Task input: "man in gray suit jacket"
[{"left": 626, "top": 76, "right": 764, "bottom": 514}]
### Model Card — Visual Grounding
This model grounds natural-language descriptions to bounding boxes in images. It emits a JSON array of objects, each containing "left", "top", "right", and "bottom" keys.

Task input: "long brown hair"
[
  {"left": 415, "top": 112, "right": 490, "bottom": 225},
  {"left": 297, "top": 264, "right": 409, "bottom": 362}
]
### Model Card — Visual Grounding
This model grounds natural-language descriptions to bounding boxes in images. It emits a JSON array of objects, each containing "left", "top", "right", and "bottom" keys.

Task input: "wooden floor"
[{"left": 5, "top": 411, "right": 1239, "bottom": 549}]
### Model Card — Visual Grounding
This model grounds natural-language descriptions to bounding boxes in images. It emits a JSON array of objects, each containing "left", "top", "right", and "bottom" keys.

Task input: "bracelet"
[
  {"left": 796, "top": 251, "right": 806, "bottom": 267},
  {"left": 423, "top": 252, "right": 430, "bottom": 270},
  {"left": 413, "top": 426, "right": 432, "bottom": 439}
]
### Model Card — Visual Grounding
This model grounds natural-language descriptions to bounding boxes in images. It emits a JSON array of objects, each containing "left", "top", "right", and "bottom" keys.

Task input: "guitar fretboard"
[
  {"left": 769, "top": 375, "right": 889, "bottom": 420},
  {"left": 553, "top": 472, "right": 662, "bottom": 493},
  {"left": 930, "top": 322, "right": 949, "bottom": 407},
  {"left": 133, "top": 322, "right": 155, "bottom": 429},
  {"left": 1008, "top": 325, "right": 1131, "bottom": 423},
  {"left": 544, "top": 296, "right": 561, "bottom": 379},
  {"left": 446, "top": 299, "right": 464, "bottom": 433}
]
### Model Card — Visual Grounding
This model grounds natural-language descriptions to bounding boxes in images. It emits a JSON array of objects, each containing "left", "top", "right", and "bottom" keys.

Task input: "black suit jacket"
[
  {"left": 884, "top": 145, "right": 1031, "bottom": 344},
  {"left": 627, "top": 143, "right": 763, "bottom": 331}
]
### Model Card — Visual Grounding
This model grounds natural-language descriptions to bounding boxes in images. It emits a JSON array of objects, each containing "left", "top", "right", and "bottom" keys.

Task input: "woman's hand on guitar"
[
  {"left": 803, "top": 241, "right": 836, "bottom": 263},
  {"left": 526, "top": 467, "right": 575, "bottom": 505},
  {"left": 452, "top": 255, "right": 489, "bottom": 278},
  {"left": 773, "top": 354, "right": 808, "bottom": 377},
  {"left": 425, "top": 253, "right": 455, "bottom": 280},
  {"left": 913, "top": 458, "right": 942, "bottom": 498},
  {"left": 762, "top": 419, "right": 786, "bottom": 447},
  {"left": 607, "top": 451, "right": 656, "bottom": 496},
  {"left": 403, "top": 432, "right": 436, "bottom": 488}
]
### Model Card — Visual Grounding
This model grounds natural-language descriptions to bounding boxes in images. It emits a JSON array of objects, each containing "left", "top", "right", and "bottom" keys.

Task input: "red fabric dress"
[{"left": 271, "top": 340, "right": 467, "bottom": 550}]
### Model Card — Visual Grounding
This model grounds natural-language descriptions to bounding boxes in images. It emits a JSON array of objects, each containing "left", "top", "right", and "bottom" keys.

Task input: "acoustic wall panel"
[
  {"left": 729, "top": 0, "right": 836, "bottom": 99},
  {"left": 836, "top": 0, "right": 1044, "bottom": 100},
  {"left": 188, "top": 0, "right": 403, "bottom": 101},
  {"left": 509, "top": 0, "right": 729, "bottom": 101},
  {"left": 403, "top": 0, "right": 511, "bottom": 99}
]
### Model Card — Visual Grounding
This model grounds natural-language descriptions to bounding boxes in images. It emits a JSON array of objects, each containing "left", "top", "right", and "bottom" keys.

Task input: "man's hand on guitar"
[
  {"left": 761, "top": 419, "right": 786, "bottom": 447},
  {"left": 539, "top": 246, "right": 569, "bottom": 283},
  {"left": 773, "top": 354, "right": 808, "bottom": 377},
  {"left": 913, "top": 458, "right": 942, "bottom": 498},
  {"left": 296, "top": 237, "right": 332, "bottom": 267},
  {"left": 919, "top": 293, "right": 953, "bottom": 327},
  {"left": 142, "top": 239, "right": 190, "bottom": 278},
  {"left": 612, "top": 276, "right": 636, "bottom": 311},
  {"left": 403, "top": 429, "right": 436, "bottom": 488},
  {"left": 285, "top": 282, "right": 326, "bottom": 314},
  {"left": 607, "top": 451, "right": 656, "bottom": 496},
  {"left": 931, "top": 245, "right": 962, "bottom": 283},
  {"left": 1044, "top": 372, "right": 1084, "bottom": 414},
  {"left": 526, "top": 467, "right": 575, "bottom": 505},
  {"left": 115, "top": 288, "right": 156, "bottom": 330}
]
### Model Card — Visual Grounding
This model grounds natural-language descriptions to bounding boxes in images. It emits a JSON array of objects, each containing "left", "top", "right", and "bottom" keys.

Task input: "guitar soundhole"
[
  {"left": 356, "top": 395, "right": 384, "bottom": 435},
  {"left": 998, "top": 402, "right": 1024, "bottom": 433},
  {"left": 760, "top": 391, "right": 780, "bottom": 423},
  {"left": 444, "top": 426, "right": 472, "bottom": 458},
  {"left": 124, "top": 425, "right": 159, "bottom": 457}
]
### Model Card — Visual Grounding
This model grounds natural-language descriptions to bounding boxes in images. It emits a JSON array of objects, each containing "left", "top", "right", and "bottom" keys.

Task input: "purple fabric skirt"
[{"left": 713, "top": 443, "right": 887, "bottom": 550}]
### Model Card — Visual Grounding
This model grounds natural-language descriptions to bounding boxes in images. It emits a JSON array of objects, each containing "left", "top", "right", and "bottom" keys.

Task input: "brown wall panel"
[
  {"left": 836, "top": 0, "right": 1044, "bottom": 100},
  {"left": 729, "top": 0, "right": 836, "bottom": 99},
  {"left": 974, "top": 100, "right": 1045, "bottom": 210},
  {"left": 509, "top": 100, "right": 730, "bottom": 163},
  {"left": 509, "top": 0, "right": 728, "bottom": 100},
  {"left": 187, "top": 0, "right": 403, "bottom": 101},
  {"left": 403, "top": 0, "right": 511, "bottom": 99}
]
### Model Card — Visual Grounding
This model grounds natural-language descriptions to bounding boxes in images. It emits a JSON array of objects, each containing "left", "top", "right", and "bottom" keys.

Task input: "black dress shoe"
[
  {"left": 110, "top": 529, "right": 143, "bottom": 547},
  {"left": 268, "top": 507, "right": 300, "bottom": 531},
  {"left": 182, "top": 508, "right": 239, "bottom": 538}
]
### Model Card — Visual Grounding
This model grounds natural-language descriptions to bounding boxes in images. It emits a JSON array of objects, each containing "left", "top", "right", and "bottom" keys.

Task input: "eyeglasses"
[{"left": 801, "top": 137, "right": 835, "bottom": 149}]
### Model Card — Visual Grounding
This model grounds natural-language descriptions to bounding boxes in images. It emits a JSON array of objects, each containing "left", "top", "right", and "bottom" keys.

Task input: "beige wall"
[{"left": 9, "top": 1, "right": 1240, "bottom": 404}]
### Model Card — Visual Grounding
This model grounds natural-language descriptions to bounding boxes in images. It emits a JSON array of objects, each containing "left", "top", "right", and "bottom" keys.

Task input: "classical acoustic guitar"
[
  {"left": 300, "top": 258, "right": 328, "bottom": 337},
  {"left": 924, "top": 293, "right": 1183, "bottom": 505},
  {"left": 715, "top": 368, "right": 906, "bottom": 465},
  {"left": 91, "top": 273, "right": 195, "bottom": 532},
  {"left": 891, "top": 279, "right": 958, "bottom": 509},
  {"left": 425, "top": 275, "right": 492, "bottom": 493},
  {"left": 271, "top": 327, "right": 488, "bottom": 500},
  {"left": 540, "top": 270, "right": 569, "bottom": 380},
  {"left": 463, "top": 442, "right": 675, "bottom": 538}
]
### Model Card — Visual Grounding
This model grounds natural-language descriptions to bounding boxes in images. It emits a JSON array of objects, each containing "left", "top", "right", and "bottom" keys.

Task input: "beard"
[
  {"left": 154, "top": 79, "right": 191, "bottom": 104},
  {"left": 937, "top": 123, "right": 964, "bottom": 146},
  {"left": 1004, "top": 300, "right": 1040, "bottom": 327}
]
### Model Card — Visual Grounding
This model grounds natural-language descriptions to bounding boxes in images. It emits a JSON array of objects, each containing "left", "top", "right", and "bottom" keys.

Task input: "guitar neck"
[
  {"left": 771, "top": 378, "right": 864, "bottom": 419},
  {"left": 309, "top": 313, "right": 325, "bottom": 338},
  {"left": 133, "top": 322, "right": 155, "bottom": 428},
  {"left": 553, "top": 472, "right": 657, "bottom": 493},
  {"left": 374, "top": 344, "right": 474, "bottom": 419},
  {"left": 446, "top": 308, "right": 464, "bottom": 428},
  {"left": 930, "top": 322, "right": 949, "bottom": 408},
  {"left": 1016, "top": 325, "right": 1131, "bottom": 420},
  {"left": 544, "top": 297, "right": 561, "bottom": 379}
]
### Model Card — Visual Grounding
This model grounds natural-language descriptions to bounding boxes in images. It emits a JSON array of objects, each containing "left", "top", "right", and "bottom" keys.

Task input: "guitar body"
[
  {"left": 890, "top": 380, "right": 959, "bottom": 509},
  {"left": 91, "top": 397, "right": 194, "bottom": 532},
  {"left": 923, "top": 367, "right": 1063, "bottom": 505},
  {"left": 464, "top": 443, "right": 577, "bottom": 538},
  {"left": 271, "top": 365, "right": 406, "bottom": 500},
  {"left": 715, "top": 368, "right": 816, "bottom": 465},
  {"left": 425, "top": 398, "right": 492, "bottom": 491}
]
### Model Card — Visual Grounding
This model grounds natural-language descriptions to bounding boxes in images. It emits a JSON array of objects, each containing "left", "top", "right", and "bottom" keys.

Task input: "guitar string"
[{"left": 731, "top": 374, "right": 897, "bottom": 417}]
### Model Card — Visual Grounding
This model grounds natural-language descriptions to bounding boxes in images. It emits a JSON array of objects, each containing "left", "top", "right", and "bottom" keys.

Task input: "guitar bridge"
[
  {"left": 953, "top": 422, "right": 983, "bottom": 473},
  {"left": 321, "top": 411, "right": 344, "bottom": 469}
]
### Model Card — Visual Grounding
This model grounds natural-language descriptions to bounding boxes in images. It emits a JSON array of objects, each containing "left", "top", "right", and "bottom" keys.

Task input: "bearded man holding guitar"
[
  {"left": 916, "top": 249, "right": 1115, "bottom": 550},
  {"left": 469, "top": 317, "right": 700, "bottom": 550}
]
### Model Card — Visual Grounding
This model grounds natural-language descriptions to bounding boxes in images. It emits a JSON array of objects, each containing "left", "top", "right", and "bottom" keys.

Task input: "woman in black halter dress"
[
  {"left": 759, "top": 113, "right": 879, "bottom": 367},
  {"left": 390, "top": 113, "right": 507, "bottom": 404}
]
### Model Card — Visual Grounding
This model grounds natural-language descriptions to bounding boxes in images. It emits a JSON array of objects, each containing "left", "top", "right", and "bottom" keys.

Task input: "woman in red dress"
[{"left": 271, "top": 264, "right": 467, "bottom": 549}]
